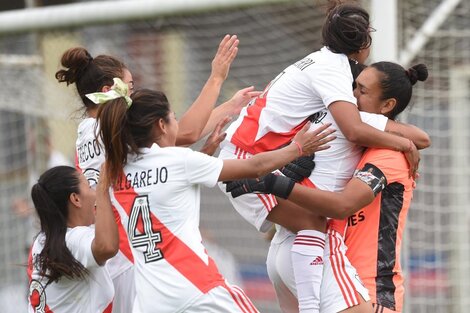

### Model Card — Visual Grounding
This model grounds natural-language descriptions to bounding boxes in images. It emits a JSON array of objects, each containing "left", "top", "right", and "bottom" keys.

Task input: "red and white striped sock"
[{"left": 291, "top": 229, "right": 326, "bottom": 313}]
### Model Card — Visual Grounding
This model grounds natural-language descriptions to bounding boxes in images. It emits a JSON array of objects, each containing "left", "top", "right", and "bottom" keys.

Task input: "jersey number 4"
[{"left": 128, "top": 195, "right": 164, "bottom": 263}]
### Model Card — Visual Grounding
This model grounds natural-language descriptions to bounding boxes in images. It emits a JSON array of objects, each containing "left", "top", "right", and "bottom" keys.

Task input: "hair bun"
[
  {"left": 406, "top": 64, "right": 428, "bottom": 85},
  {"left": 55, "top": 47, "right": 94, "bottom": 85}
]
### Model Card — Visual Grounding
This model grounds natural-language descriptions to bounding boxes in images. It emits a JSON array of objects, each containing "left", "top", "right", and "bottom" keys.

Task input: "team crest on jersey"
[
  {"left": 83, "top": 168, "right": 100, "bottom": 186},
  {"left": 29, "top": 279, "right": 46, "bottom": 313}
]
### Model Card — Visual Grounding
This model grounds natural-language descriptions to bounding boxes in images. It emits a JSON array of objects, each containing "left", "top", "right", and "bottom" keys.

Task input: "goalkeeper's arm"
[{"left": 226, "top": 162, "right": 387, "bottom": 219}]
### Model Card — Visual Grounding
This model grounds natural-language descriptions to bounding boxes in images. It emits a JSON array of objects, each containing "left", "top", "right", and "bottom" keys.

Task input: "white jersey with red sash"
[
  {"left": 28, "top": 227, "right": 114, "bottom": 313},
  {"left": 110, "top": 144, "right": 257, "bottom": 312},
  {"left": 225, "top": 46, "right": 357, "bottom": 155}
]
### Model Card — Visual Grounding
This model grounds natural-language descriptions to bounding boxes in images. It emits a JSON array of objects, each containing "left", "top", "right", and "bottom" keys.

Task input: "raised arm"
[
  {"left": 91, "top": 166, "right": 118, "bottom": 265},
  {"left": 176, "top": 35, "right": 239, "bottom": 146},
  {"left": 218, "top": 123, "right": 336, "bottom": 182}
]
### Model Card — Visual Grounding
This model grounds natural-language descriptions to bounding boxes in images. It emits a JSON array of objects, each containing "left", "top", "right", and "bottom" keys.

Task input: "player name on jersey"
[
  {"left": 115, "top": 167, "right": 169, "bottom": 191},
  {"left": 76, "top": 138, "right": 102, "bottom": 164}
]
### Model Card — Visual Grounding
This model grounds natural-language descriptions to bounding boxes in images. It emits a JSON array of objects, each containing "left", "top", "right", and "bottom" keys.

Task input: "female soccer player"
[
  {"left": 218, "top": 2, "right": 428, "bottom": 312},
  {"left": 227, "top": 62, "right": 429, "bottom": 313},
  {"left": 55, "top": 34, "right": 256, "bottom": 313},
  {"left": 28, "top": 165, "right": 117, "bottom": 313},
  {"left": 90, "top": 80, "right": 334, "bottom": 312}
]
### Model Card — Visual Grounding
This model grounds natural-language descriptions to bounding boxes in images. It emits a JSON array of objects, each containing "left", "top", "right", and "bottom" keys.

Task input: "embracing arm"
[
  {"left": 385, "top": 120, "right": 431, "bottom": 149},
  {"left": 91, "top": 169, "right": 119, "bottom": 265},
  {"left": 176, "top": 35, "right": 239, "bottom": 146},
  {"left": 288, "top": 178, "right": 374, "bottom": 219},
  {"left": 329, "top": 101, "right": 419, "bottom": 176}
]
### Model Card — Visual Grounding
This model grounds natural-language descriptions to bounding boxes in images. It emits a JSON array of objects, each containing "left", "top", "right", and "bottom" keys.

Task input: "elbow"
[
  {"left": 342, "top": 126, "right": 363, "bottom": 144},
  {"left": 96, "top": 239, "right": 119, "bottom": 260},
  {"left": 416, "top": 136, "right": 432, "bottom": 150},
  {"left": 343, "top": 132, "right": 361, "bottom": 145},
  {"left": 331, "top": 201, "right": 357, "bottom": 219},
  {"left": 101, "top": 242, "right": 119, "bottom": 260}
]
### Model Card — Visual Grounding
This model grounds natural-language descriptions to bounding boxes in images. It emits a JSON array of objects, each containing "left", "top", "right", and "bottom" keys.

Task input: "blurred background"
[{"left": 0, "top": 0, "right": 468, "bottom": 312}]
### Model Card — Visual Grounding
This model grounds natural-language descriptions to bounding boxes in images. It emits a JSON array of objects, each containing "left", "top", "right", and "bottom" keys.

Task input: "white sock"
[{"left": 291, "top": 229, "right": 326, "bottom": 313}]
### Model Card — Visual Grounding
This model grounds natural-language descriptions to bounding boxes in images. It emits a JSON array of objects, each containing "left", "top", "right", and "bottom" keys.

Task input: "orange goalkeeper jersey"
[{"left": 344, "top": 148, "right": 414, "bottom": 312}]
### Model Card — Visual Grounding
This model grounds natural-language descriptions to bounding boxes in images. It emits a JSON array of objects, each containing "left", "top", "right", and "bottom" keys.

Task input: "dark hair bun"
[
  {"left": 55, "top": 47, "right": 93, "bottom": 85},
  {"left": 406, "top": 64, "right": 428, "bottom": 85}
]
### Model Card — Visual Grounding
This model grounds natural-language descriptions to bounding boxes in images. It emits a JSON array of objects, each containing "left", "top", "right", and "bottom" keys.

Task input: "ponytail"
[
  {"left": 97, "top": 89, "right": 172, "bottom": 186},
  {"left": 96, "top": 98, "right": 131, "bottom": 185},
  {"left": 31, "top": 166, "right": 88, "bottom": 284}
]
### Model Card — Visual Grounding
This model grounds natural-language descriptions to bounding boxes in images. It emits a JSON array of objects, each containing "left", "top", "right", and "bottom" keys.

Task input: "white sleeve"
[
  {"left": 185, "top": 150, "right": 223, "bottom": 187},
  {"left": 359, "top": 111, "right": 388, "bottom": 131},
  {"left": 309, "top": 64, "right": 357, "bottom": 107},
  {"left": 65, "top": 226, "right": 100, "bottom": 269}
]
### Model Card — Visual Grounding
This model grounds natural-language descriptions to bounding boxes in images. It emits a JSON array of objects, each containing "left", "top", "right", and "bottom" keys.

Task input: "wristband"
[{"left": 292, "top": 140, "right": 303, "bottom": 156}]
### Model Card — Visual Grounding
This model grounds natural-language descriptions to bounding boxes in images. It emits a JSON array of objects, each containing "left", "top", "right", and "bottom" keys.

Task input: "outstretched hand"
[
  {"left": 211, "top": 34, "right": 239, "bottom": 81},
  {"left": 199, "top": 116, "right": 232, "bottom": 156},
  {"left": 292, "top": 122, "right": 336, "bottom": 156},
  {"left": 227, "top": 86, "right": 262, "bottom": 116}
]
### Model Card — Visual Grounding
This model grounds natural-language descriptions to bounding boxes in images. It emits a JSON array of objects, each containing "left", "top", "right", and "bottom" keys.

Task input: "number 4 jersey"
[{"left": 110, "top": 143, "right": 226, "bottom": 313}]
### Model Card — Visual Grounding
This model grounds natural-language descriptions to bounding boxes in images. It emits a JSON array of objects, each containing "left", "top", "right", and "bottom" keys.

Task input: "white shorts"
[
  {"left": 184, "top": 283, "right": 259, "bottom": 313},
  {"left": 266, "top": 228, "right": 299, "bottom": 313},
  {"left": 320, "top": 228, "right": 370, "bottom": 313},
  {"left": 218, "top": 142, "right": 276, "bottom": 232}
]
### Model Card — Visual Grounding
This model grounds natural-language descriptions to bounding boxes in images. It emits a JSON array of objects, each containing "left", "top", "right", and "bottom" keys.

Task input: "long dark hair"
[
  {"left": 55, "top": 47, "right": 127, "bottom": 110},
  {"left": 96, "top": 89, "right": 171, "bottom": 185},
  {"left": 31, "top": 166, "right": 88, "bottom": 284},
  {"left": 370, "top": 62, "right": 428, "bottom": 119},
  {"left": 322, "top": 1, "right": 372, "bottom": 55}
]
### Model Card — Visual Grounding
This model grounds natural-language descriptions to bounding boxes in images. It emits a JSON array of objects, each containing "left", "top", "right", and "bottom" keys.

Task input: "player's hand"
[
  {"left": 210, "top": 34, "right": 239, "bottom": 82},
  {"left": 280, "top": 153, "right": 315, "bottom": 183},
  {"left": 199, "top": 116, "right": 231, "bottom": 156},
  {"left": 292, "top": 122, "right": 336, "bottom": 156},
  {"left": 226, "top": 86, "right": 262, "bottom": 115},
  {"left": 224, "top": 173, "right": 295, "bottom": 199},
  {"left": 404, "top": 140, "right": 420, "bottom": 178}
]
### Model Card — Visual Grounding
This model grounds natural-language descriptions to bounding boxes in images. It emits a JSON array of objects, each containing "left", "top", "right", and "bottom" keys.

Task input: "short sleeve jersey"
[
  {"left": 342, "top": 148, "right": 414, "bottom": 312},
  {"left": 28, "top": 227, "right": 114, "bottom": 313},
  {"left": 226, "top": 46, "right": 358, "bottom": 154},
  {"left": 222, "top": 47, "right": 388, "bottom": 193},
  {"left": 110, "top": 144, "right": 225, "bottom": 312},
  {"left": 75, "top": 118, "right": 105, "bottom": 187}
]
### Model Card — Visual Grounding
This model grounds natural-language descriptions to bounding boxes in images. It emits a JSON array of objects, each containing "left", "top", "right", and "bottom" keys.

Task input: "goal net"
[{"left": 0, "top": 0, "right": 468, "bottom": 312}]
